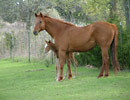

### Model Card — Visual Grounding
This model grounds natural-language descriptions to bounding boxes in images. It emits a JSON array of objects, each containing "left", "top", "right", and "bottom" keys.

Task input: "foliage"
[
  {"left": 4, "top": 32, "right": 16, "bottom": 49},
  {"left": 118, "top": 30, "right": 130, "bottom": 70},
  {"left": 75, "top": 46, "right": 102, "bottom": 68},
  {"left": 107, "top": 13, "right": 120, "bottom": 28},
  {"left": 0, "top": 0, "right": 18, "bottom": 23},
  {"left": 4, "top": 32, "right": 16, "bottom": 58},
  {"left": 44, "top": 59, "right": 51, "bottom": 67}
]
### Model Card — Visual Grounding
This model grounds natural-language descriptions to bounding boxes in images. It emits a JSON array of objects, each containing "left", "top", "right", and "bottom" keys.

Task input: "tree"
[
  {"left": 109, "top": 0, "right": 117, "bottom": 19},
  {"left": 0, "top": 0, "right": 54, "bottom": 62},
  {"left": 4, "top": 32, "right": 16, "bottom": 59},
  {"left": 0, "top": 0, "right": 18, "bottom": 23}
]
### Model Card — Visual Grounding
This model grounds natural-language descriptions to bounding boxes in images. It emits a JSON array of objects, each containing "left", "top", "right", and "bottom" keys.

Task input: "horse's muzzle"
[{"left": 33, "top": 31, "right": 38, "bottom": 35}]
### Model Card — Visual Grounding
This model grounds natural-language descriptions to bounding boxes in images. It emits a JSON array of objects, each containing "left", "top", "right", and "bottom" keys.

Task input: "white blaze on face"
[
  {"left": 44, "top": 44, "right": 47, "bottom": 52},
  {"left": 45, "top": 44, "right": 47, "bottom": 48}
]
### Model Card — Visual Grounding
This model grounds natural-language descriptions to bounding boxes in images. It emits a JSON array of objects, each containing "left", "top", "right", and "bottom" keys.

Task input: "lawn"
[{"left": 0, "top": 59, "right": 130, "bottom": 100}]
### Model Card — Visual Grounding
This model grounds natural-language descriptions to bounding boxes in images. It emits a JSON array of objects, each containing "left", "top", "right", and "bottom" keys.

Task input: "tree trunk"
[
  {"left": 27, "top": 26, "right": 31, "bottom": 62},
  {"left": 123, "top": 0, "right": 130, "bottom": 28},
  {"left": 27, "top": 11, "right": 31, "bottom": 62},
  {"left": 110, "top": 0, "right": 117, "bottom": 19}
]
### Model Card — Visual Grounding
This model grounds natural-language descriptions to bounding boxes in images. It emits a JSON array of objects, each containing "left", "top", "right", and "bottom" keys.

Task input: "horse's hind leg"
[
  {"left": 98, "top": 60, "right": 105, "bottom": 78},
  {"left": 102, "top": 47, "right": 109, "bottom": 77},
  {"left": 98, "top": 47, "right": 109, "bottom": 78}
]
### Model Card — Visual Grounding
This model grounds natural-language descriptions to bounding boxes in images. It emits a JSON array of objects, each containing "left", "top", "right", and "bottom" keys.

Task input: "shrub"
[{"left": 75, "top": 46, "right": 102, "bottom": 68}]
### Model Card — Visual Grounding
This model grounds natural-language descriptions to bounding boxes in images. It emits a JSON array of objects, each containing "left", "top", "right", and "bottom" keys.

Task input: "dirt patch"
[{"left": 85, "top": 64, "right": 94, "bottom": 69}]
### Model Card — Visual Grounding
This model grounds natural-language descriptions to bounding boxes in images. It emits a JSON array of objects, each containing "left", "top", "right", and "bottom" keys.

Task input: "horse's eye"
[{"left": 40, "top": 21, "right": 42, "bottom": 23}]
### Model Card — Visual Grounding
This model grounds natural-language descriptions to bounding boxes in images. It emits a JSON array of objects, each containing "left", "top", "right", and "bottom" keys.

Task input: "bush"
[
  {"left": 117, "top": 30, "right": 130, "bottom": 70},
  {"left": 75, "top": 46, "right": 102, "bottom": 68}
]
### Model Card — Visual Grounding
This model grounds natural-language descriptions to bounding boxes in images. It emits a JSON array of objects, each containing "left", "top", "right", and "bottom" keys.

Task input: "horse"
[
  {"left": 33, "top": 12, "right": 120, "bottom": 81},
  {"left": 44, "top": 40, "right": 78, "bottom": 80}
]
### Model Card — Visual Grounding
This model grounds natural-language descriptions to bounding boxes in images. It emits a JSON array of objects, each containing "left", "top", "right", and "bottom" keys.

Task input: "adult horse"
[{"left": 33, "top": 12, "right": 120, "bottom": 81}]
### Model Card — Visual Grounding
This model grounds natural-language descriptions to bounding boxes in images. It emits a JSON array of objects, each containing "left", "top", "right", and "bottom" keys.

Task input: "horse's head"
[{"left": 33, "top": 12, "right": 46, "bottom": 35}]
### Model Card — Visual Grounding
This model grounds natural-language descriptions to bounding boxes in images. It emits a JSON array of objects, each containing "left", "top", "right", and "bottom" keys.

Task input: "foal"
[{"left": 45, "top": 40, "right": 78, "bottom": 79}]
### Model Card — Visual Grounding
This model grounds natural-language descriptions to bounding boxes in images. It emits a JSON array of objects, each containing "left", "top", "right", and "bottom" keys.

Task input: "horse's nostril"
[{"left": 33, "top": 31, "right": 38, "bottom": 35}]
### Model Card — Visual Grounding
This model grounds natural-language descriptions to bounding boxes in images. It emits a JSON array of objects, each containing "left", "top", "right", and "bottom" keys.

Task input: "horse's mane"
[{"left": 44, "top": 15, "right": 75, "bottom": 26}]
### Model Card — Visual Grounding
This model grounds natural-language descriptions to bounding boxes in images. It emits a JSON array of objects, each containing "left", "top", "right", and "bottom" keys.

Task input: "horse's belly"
[{"left": 69, "top": 40, "right": 96, "bottom": 52}]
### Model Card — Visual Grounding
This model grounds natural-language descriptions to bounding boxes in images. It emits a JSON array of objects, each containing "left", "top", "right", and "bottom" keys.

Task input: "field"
[{"left": 0, "top": 59, "right": 130, "bottom": 100}]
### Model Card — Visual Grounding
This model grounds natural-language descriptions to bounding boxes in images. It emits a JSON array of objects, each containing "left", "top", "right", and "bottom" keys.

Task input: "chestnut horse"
[
  {"left": 33, "top": 13, "right": 120, "bottom": 81},
  {"left": 45, "top": 40, "right": 78, "bottom": 80}
]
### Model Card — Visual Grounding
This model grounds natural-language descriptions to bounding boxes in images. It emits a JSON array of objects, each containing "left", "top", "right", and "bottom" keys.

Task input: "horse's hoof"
[
  {"left": 68, "top": 74, "right": 72, "bottom": 80},
  {"left": 97, "top": 74, "right": 103, "bottom": 78},
  {"left": 56, "top": 76, "right": 63, "bottom": 82}
]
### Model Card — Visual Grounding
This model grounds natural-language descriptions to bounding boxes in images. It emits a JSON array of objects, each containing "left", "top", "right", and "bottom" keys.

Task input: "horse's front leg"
[
  {"left": 57, "top": 50, "right": 66, "bottom": 82},
  {"left": 56, "top": 58, "right": 59, "bottom": 79}
]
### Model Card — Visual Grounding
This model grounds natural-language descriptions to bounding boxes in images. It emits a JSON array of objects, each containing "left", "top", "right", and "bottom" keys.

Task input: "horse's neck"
[
  {"left": 44, "top": 17, "right": 74, "bottom": 38},
  {"left": 45, "top": 18, "right": 59, "bottom": 38}
]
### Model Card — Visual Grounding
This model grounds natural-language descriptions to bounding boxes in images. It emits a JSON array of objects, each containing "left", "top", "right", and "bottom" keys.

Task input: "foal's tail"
[{"left": 110, "top": 24, "right": 120, "bottom": 74}]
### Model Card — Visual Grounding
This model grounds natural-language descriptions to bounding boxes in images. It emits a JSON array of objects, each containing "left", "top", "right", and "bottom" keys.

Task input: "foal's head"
[
  {"left": 33, "top": 12, "right": 46, "bottom": 35},
  {"left": 44, "top": 40, "right": 55, "bottom": 53}
]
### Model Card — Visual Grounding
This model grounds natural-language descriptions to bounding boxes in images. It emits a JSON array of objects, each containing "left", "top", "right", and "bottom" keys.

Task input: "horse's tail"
[{"left": 110, "top": 24, "right": 120, "bottom": 74}]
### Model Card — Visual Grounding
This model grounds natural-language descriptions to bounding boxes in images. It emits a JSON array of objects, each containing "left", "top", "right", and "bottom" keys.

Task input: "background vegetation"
[{"left": 0, "top": 0, "right": 130, "bottom": 69}]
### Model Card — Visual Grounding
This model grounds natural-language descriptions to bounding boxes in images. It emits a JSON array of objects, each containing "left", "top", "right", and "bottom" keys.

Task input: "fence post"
[{"left": 120, "top": 22, "right": 122, "bottom": 46}]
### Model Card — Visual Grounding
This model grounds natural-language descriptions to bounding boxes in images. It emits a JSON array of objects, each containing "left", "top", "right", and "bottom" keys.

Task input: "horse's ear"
[
  {"left": 45, "top": 40, "right": 48, "bottom": 43},
  {"left": 35, "top": 13, "right": 38, "bottom": 17},
  {"left": 40, "top": 12, "right": 43, "bottom": 17}
]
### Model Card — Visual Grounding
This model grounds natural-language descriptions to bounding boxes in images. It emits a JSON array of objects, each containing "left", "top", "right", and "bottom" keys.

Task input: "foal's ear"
[
  {"left": 35, "top": 13, "right": 38, "bottom": 17},
  {"left": 45, "top": 40, "right": 50, "bottom": 44},
  {"left": 40, "top": 12, "right": 43, "bottom": 17},
  {"left": 45, "top": 40, "right": 48, "bottom": 43}
]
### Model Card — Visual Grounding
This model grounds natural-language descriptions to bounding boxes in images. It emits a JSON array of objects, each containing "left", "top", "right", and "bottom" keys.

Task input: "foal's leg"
[
  {"left": 98, "top": 47, "right": 109, "bottom": 78},
  {"left": 57, "top": 50, "right": 66, "bottom": 81},
  {"left": 66, "top": 53, "right": 72, "bottom": 80},
  {"left": 64, "top": 68, "right": 68, "bottom": 79},
  {"left": 72, "top": 53, "right": 78, "bottom": 78}
]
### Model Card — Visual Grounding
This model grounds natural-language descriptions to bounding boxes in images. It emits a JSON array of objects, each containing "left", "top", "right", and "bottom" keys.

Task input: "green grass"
[{"left": 0, "top": 59, "right": 130, "bottom": 100}]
